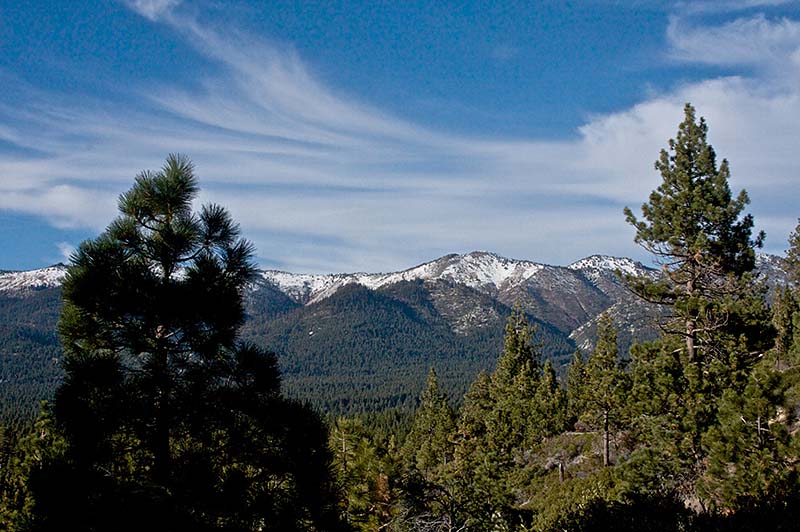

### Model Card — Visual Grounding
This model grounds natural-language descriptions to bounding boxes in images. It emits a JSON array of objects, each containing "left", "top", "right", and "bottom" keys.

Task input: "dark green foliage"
[
  {"left": 772, "top": 286, "right": 799, "bottom": 363},
  {"left": 243, "top": 280, "right": 574, "bottom": 415},
  {"left": 402, "top": 368, "right": 455, "bottom": 480},
  {"left": 0, "top": 290, "right": 62, "bottom": 422},
  {"left": 0, "top": 408, "right": 66, "bottom": 531},
  {"left": 12, "top": 156, "right": 346, "bottom": 531},
  {"left": 624, "top": 103, "right": 762, "bottom": 280},
  {"left": 785, "top": 220, "right": 800, "bottom": 284},
  {"left": 565, "top": 349, "right": 587, "bottom": 426},
  {"left": 547, "top": 489, "right": 800, "bottom": 532},
  {"left": 624, "top": 103, "right": 767, "bottom": 363},
  {"left": 701, "top": 361, "right": 794, "bottom": 509},
  {"left": 577, "top": 315, "right": 630, "bottom": 466},
  {"left": 446, "top": 311, "right": 570, "bottom": 531},
  {"left": 546, "top": 491, "right": 693, "bottom": 532},
  {"left": 330, "top": 417, "right": 400, "bottom": 531},
  {"left": 622, "top": 104, "right": 775, "bottom": 504}
]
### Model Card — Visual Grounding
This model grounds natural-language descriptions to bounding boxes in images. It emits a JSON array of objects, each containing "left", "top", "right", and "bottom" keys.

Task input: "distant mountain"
[
  {"left": 0, "top": 252, "right": 789, "bottom": 418},
  {"left": 0, "top": 267, "right": 65, "bottom": 421},
  {"left": 0, "top": 264, "right": 67, "bottom": 292}
]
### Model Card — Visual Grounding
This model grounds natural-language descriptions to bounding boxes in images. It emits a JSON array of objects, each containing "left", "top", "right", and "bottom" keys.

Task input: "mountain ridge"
[
  {"left": 0, "top": 251, "right": 788, "bottom": 417},
  {"left": 257, "top": 251, "right": 657, "bottom": 306},
  {"left": 0, "top": 252, "right": 657, "bottom": 301}
]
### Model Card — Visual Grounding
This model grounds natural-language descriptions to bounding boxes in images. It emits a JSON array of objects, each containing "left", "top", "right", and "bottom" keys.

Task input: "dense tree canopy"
[
  {"left": 6, "top": 155, "right": 346, "bottom": 531},
  {"left": 3, "top": 105, "right": 799, "bottom": 531}
]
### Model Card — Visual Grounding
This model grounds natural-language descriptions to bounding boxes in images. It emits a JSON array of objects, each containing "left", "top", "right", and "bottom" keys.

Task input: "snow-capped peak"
[
  {"left": 0, "top": 264, "right": 68, "bottom": 292},
  {"left": 259, "top": 251, "right": 547, "bottom": 304},
  {"left": 432, "top": 251, "right": 545, "bottom": 288},
  {"left": 567, "top": 255, "right": 648, "bottom": 277}
]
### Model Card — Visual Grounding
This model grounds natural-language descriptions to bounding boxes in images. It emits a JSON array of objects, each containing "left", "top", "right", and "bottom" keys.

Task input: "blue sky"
[{"left": 1, "top": 0, "right": 799, "bottom": 272}]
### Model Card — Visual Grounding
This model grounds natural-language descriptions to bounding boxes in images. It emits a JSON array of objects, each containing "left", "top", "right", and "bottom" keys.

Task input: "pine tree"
[
  {"left": 449, "top": 371, "right": 496, "bottom": 531},
  {"left": 624, "top": 103, "right": 766, "bottom": 365},
  {"left": 786, "top": 220, "right": 800, "bottom": 285},
  {"left": 581, "top": 315, "right": 629, "bottom": 467},
  {"left": 534, "top": 360, "right": 569, "bottom": 442},
  {"left": 449, "top": 311, "right": 569, "bottom": 530},
  {"left": 25, "top": 155, "right": 346, "bottom": 531},
  {"left": 402, "top": 368, "right": 455, "bottom": 481},
  {"left": 623, "top": 104, "right": 773, "bottom": 503},
  {"left": 396, "top": 369, "right": 461, "bottom": 531},
  {"left": 701, "top": 361, "right": 792, "bottom": 509},
  {"left": 772, "top": 287, "right": 799, "bottom": 367},
  {"left": 330, "top": 417, "right": 398, "bottom": 531},
  {"left": 488, "top": 310, "right": 542, "bottom": 455},
  {"left": 566, "top": 350, "right": 588, "bottom": 426},
  {"left": 0, "top": 405, "right": 66, "bottom": 531}
]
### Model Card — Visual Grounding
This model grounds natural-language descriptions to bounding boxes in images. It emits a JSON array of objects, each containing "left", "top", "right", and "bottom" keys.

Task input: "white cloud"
[
  {"left": 124, "top": 0, "right": 180, "bottom": 21},
  {"left": 1, "top": 10, "right": 798, "bottom": 272},
  {"left": 56, "top": 242, "right": 76, "bottom": 263},
  {"left": 677, "top": 0, "right": 797, "bottom": 14},
  {"left": 667, "top": 14, "right": 800, "bottom": 72}
]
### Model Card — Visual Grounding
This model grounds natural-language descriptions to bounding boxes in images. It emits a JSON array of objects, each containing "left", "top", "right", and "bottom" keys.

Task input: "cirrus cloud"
[{"left": 0, "top": 6, "right": 798, "bottom": 272}]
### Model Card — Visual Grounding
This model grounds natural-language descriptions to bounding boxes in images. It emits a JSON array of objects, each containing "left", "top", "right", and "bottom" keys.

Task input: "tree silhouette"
[{"left": 24, "top": 155, "right": 346, "bottom": 531}]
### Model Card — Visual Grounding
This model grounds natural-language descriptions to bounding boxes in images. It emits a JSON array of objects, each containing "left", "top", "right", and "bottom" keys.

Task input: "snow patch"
[
  {"left": 567, "top": 255, "right": 647, "bottom": 278},
  {"left": 0, "top": 265, "right": 68, "bottom": 292},
  {"left": 260, "top": 251, "right": 547, "bottom": 304}
]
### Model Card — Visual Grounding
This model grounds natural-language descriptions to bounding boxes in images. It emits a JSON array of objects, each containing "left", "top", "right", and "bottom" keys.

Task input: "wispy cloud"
[
  {"left": 124, "top": 0, "right": 181, "bottom": 21},
  {"left": 56, "top": 242, "right": 75, "bottom": 263},
  {"left": 1, "top": 7, "right": 798, "bottom": 272},
  {"left": 667, "top": 14, "right": 800, "bottom": 72},
  {"left": 677, "top": 0, "right": 797, "bottom": 14}
]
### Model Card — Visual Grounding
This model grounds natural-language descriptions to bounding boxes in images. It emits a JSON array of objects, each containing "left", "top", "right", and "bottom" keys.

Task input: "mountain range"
[{"left": 0, "top": 251, "right": 788, "bottom": 418}]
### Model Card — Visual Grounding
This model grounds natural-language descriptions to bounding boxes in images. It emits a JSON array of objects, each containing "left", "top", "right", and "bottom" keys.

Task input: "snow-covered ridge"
[
  {"left": 0, "top": 264, "right": 68, "bottom": 292},
  {"left": 260, "top": 251, "right": 548, "bottom": 304},
  {"left": 8, "top": 252, "right": 777, "bottom": 302},
  {"left": 567, "top": 255, "right": 650, "bottom": 277}
]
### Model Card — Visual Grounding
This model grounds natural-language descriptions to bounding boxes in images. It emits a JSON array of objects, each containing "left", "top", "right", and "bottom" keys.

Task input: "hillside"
[{"left": 0, "top": 252, "right": 788, "bottom": 417}]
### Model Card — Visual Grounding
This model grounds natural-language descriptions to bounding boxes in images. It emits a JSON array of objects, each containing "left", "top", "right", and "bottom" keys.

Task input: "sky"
[{"left": 1, "top": 0, "right": 799, "bottom": 273}]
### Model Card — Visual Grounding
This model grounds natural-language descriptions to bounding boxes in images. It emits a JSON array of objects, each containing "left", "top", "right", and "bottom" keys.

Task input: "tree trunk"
[
  {"left": 152, "top": 342, "right": 171, "bottom": 484},
  {"left": 686, "top": 276, "right": 696, "bottom": 363},
  {"left": 603, "top": 410, "right": 610, "bottom": 467}
]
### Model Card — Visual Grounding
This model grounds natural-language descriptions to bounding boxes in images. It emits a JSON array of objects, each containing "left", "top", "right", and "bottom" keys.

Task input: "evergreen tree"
[
  {"left": 23, "top": 155, "right": 346, "bottom": 531},
  {"left": 566, "top": 350, "right": 588, "bottom": 426},
  {"left": 449, "top": 371, "right": 495, "bottom": 531},
  {"left": 772, "top": 287, "right": 800, "bottom": 368},
  {"left": 624, "top": 103, "right": 766, "bottom": 365},
  {"left": 581, "top": 315, "right": 629, "bottom": 467},
  {"left": 449, "top": 311, "right": 569, "bottom": 530},
  {"left": 700, "top": 361, "right": 793, "bottom": 509},
  {"left": 402, "top": 368, "right": 455, "bottom": 481},
  {"left": 0, "top": 406, "right": 65, "bottom": 531},
  {"left": 330, "top": 417, "right": 398, "bottom": 532},
  {"left": 785, "top": 220, "right": 800, "bottom": 285},
  {"left": 395, "top": 369, "right": 461, "bottom": 532},
  {"left": 534, "top": 360, "right": 569, "bottom": 443},
  {"left": 775, "top": 219, "right": 800, "bottom": 370},
  {"left": 623, "top": 104, "right": 773, "bottom": 503},
  {"left": 487, "top": 309, "right": 558, "bottom": 458}
]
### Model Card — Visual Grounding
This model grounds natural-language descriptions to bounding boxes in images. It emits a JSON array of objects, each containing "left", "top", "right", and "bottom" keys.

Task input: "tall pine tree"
[
  {"left": 581, "top": 315, "right": 629, "bottom": 467},
  {"left": 624, "top": 104, "right": 773, "bottom": 505},
  {"left": 23, "top": 155, "right": 346, "bottom": 531},
  {"left": 402, "top": 368, "right": 455, "bottom": 481},
  {"left": 624, "top": 103, "right": 766, "bottom": 365}
]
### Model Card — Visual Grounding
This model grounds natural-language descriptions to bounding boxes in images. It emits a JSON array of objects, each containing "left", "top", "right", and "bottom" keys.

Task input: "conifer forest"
[{"left": 3, "top": 104, "right": 800, "bottom": 531}]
